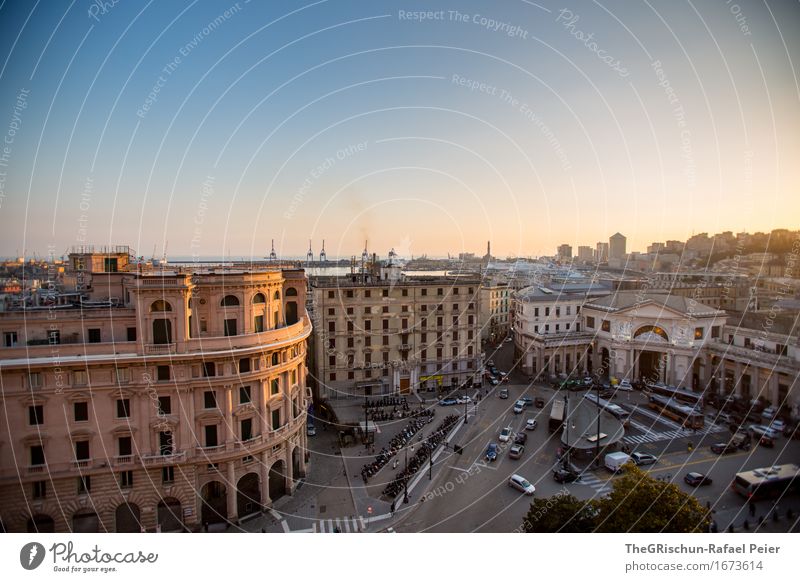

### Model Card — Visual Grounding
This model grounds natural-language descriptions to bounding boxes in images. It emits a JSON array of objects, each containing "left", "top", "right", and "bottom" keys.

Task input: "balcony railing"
[
  {"left": 72, "top": 459, "right": 92, "bottom": 469},
  {"left": 145, "top": 343, "right": 176, "bottom": 355},
  {"left": 140, "top": 451, "right": 186, "bottom": 466},
  {"left": 113, "top": 455, "right": 134, "bottom": 465}
]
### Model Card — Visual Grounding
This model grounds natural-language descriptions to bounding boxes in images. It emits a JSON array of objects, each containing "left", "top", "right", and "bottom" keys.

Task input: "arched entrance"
[
  {"left": 200, "top": 481, "right": 228, "bottom": 525},
  {"left": 292, "top": 446, "right": 304, "bottom": 479},
  {"left": 236, "top": 473, "right": 261, "bottom": 517},
  {"left": 27, "top": 514, "right": 54, "bottom": 533},
  {"left": 72, "top": 510, "right": 100, "bottom": 533},
  {"left": 157, "top": 497, "right": 183, "bottom": 532},
  {"left": 639, "top": 351, "right": 664, "bottom": 384},
  {"left": 115, "top": 502, "right": 142, "bottom": 532},
  {"left": 268, "top": 460, "right": 287, "bottom": 500}
]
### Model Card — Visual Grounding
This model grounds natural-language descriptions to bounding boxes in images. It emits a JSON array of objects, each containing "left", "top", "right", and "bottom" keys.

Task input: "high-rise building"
[
  {"left": 595, "top": 242, "right": 609, "bottom": 262},
  {"left": 0, "top": 249, "right": 311, "bottom": 532},
  {"left": 557, "top": 244, "right": 572, "bottom": 261},
  {"left": 609, "top": 233, "right": 627, "bottom": 260},
  {"left": 577, "top": 246, "right": 594, "bottom": 262}
]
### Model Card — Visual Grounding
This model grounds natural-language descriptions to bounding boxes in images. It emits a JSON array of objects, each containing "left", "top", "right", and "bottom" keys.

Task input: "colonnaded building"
[
  {"left": 0, "top": 248, "right": 311, "bottom": 532},
  {"left": 513, "top": 286, "right": 799, "bottom": 418}
]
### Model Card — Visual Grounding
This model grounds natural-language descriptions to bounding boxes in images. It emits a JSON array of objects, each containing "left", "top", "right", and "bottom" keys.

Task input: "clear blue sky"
[{"left": 0, "top": 0, "right": 798, "bottom": 259}]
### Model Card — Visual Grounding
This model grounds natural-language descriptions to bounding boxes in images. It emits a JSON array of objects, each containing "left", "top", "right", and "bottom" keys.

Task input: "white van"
[{"left": 604, "top": 452, "right": 631, "bottom": 473}]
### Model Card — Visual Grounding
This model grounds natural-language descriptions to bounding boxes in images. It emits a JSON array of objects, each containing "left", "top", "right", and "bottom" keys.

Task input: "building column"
[
  {"left": 770, "top": 374, "right": 780, "bottom": 407},
  {"left": 284, "top": 445, "right": 294, "bottom": 494},
  {"left": 632, "top": 349, "right": 639, "bottom": 381},
  {"left": 259, "top": 380, "right": 269, "bottom": 436},
  {"left": 752, "top": 366, "right": 760, "bottom": 401},
  {"left": 734, "top": 362, "right": 743, "bottom": 397},
  {"left": 227, "top": 461, "right": 237, "bottom": 523},
  {"left": 260, "top": 450, "right": 272, "bottom": 507},
  {"left": 224, "top": 386, "right": 235, "bottom": 445}
]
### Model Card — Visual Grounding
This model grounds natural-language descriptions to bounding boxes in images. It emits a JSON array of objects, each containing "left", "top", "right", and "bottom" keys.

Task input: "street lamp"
[
  {"left": 364, "top": 392, "right": 369, "bottom": 450},
  {"left": 464, "top": 383, "right": 469, "bottom": 425},
  {"left": 562, "top": 394, "right": 570, "bottom": 470},
  {"left": 403, "top": 444, "right": 414, "bottom": 504},
  {"left": 595, "top": 379, "right": 601, "bottom": 465},
  {"left": 429, "top": 456, "right": 433, "bottom": 480}
]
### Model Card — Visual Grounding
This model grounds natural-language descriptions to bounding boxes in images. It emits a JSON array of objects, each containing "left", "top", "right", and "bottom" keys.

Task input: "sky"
[{"left": 0, "top": 0, "right": 798, "bottom": 260}]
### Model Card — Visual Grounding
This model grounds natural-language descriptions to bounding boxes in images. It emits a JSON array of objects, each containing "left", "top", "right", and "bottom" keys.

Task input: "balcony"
[
  {"left": 145, "top": 343, "right": 176, "bottom": 355},
  {"left": 140, "top": 451, "right": 186, "bottom": 466},
  {"left": 72, "top": 459, "right": 92, "bottom": 469},
  {"left": 113, "top": 455, "right": 134, "bottom": 466},
  {"left": 27, "top": 465, "right": 45, "bottom": 474}
]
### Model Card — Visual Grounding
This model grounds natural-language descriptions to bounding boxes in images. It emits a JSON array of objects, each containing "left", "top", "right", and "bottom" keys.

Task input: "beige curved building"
[{"left": 0, "top": 253, "right": 310, "bottom": 532}]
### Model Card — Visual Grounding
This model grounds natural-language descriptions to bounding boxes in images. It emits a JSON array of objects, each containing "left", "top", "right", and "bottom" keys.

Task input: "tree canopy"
[{"left": 522, "top": 465, "right": 711, "bottom": 533}]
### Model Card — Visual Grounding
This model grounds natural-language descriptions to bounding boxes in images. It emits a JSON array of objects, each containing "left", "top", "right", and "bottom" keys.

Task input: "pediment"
[{"left": 615, "top": 301, "right": 691, "bottom": 320}]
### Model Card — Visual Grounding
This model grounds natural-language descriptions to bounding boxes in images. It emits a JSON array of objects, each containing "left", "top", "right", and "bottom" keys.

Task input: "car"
[
  {"left": 456, "top": 396, "right": 472, "bottom": 404},
  {"left": 758, "top": 435, "right": 775, "bottom": 448},
  {"left": 496, "top": 370, "right": 507, "bottom": 378},
  {"left": 499, "top": 426, "right": 513, "bottom": 442},
  {"left": 553, "top": 468, "right": 580, "bottom": 483},
  {"left": 505, "top": 337, "right": 513, "bottom": 343},
  {"left": 486, "top": 360, "right": 495, "bottom": 367},
  {"left": 508, "top": 474, "right": 536, "bottom": 495},
  {"left": 485, "top": 443, "right": 499, "bottom": 462},
  {"left": 761, "top": 406, "right": 777, "bottom": 421},
  {"left": 514, "top": 432, "right": 528, "bottom": 445},
  {"left": 521, "top": 396, "right": 534, "bottom": 407},
  {"left": 306, "top": 423, "right": 317, "bottom": 436},
  {"left": 498, "top": 388, "right": 509, "bottom": 399},
  {"left": 513, "top": 400, "right": 525, "bottom": 414},
  {"left": 438, "top": 398, "right": 458, "bottom": 406},
  {"left": 714, "top": 412, "right": 733, "bottom": 425},
  {"left": 748, "top": 424, "right": 780, "bottom": 439},
  {"left": 583, "top": 376, "right": 594, "bottom": 386},
  {"left": 509, "top": 444, "right": 524, "bottom": 459},
  {"left": 684, "top": 472, "right": 712, "bottom": 487},
  {"left": 770, "top": 419, "right": 786, "bottom": 433},
  {"left": 617, "top": 379, "right": 633, "bottom": 391},
  {"left": 525, "top": 418, "right": 538, "bottom": 431},
  {"left": 631, "top": 452, "right": 658, "bottom": 466},
  {"left": 490, "top": 378, "right": 499, "bottom": 386},
  {"left": 534, "top": 397, "right": 545, "bottom": 408},
  {"left": 710, "top": 442, "right": 738, "bottom": 455}
]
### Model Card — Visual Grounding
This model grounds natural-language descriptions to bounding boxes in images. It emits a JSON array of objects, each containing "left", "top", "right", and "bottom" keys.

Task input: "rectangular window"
[
  {"left": 421, "top": 288, "right": 427, "bottom": 296},
  {"left": 118, "top": 436, "right": 132, "bottom": 456},
  {"left": 78, "top": 476, "right": 91, "bottom": 494},
  {"left": 347, "top": 321, "right": 354, "bottom": 332},
  {"left": 3, "top": 331, "right": 18, "bottom": 347},
  {"left": 328, "top": 307, "right": 335, "bottom": 316},
  {"left": 346, "top": 290, "right": 353, "bottom": 298},
  {"left": 271, "top": 409, "right": 281, "bottom": 430},
  {"left": 239, "top": 385, "right": 252, "bottom": 404},
  {"left": 328, "top": 355, "right": 336, "bottom": 366},
  {"left": 534, "top": 308, "right": 539, "bottom": 317},
  {"left": 74, "top": 401, "right": 88, "bottom": 422},
  {"left": 254, "top": 315, "right": 264, "bottom": 333},
  {"left": 402, "top": 289, "right": 408, "bottom": 297},
  {"left": 162, "top": 466, "right": 175, "bottom": 484},
  {"left": 205, "top": 425, "right": 218, "bottom": 447},
  {"left": 87, "top": 328, "right": 101, "bottom": 343},
  {"left": 116, "top": 367, "right": 130, "bottom": 384},
  {"left": 120, "top": 471, "right": 134, "bottom": 489},
  {"left": 545, "top": 307, "right": 550, "bottom": 317},
  {"left": 328, "top": 321, "right": 335, "bottom": 332},
  {"left": 158, "top": 396, "right": 171, "bottom": 415},
  {"left": 711, "top": 326, "right": 720, "bottom": 338},
  {"left": 29, "top": 405, "right": 43, "bottom": 426},
  {"left": 223, "top": 319, "right": 237, "bottom": 336},
  {"left": 239, "top": 358, "right": 251, "bottom": 374},
  {"left": 202, "top": 362, "right": 215, "bottom": 377},
  {"left": 48, "top": 330, "right": 60, "bottom": 345},
  {"left": 126, "top": 327, "right": 137, "bottom": 342},
  {"left": 241, "top": 418, "right": 253, "bottom": 441},
  {"left": 157, "top": 365, "right": 171, "bottom": 381},
  {"left": 364, "top": 290, "right": 371, "bottom": 298},
  {"left": 382, "top": 289, "right": 388, "bottom": 297},
  {"left": 116, "top": 399, "right": 131, "bottom": 418},
  {"left": 694, "top": 327, "right": 704, "bottom": 340},
  {"left": 33, "top": 480, "right": 46, "bottom": 499},
  {"left": 30, "top": 445, "right": 45, "bottom": 466},
  {"left": 73, "top": 370, "right": 88, "bottom": 386},
  {"left": 75, "top": 440, "right": 90, "bottom": 461},
  {"left": 271, "top": 378, "right": 280, "bottom": 395},
  {"left": 347, "top": 337, "right": 354, "bottom": 348},
  {"left": 382, "top": 335, "right": 389, "bottom": 346},
  {"left": 346, "top": 307, "right": 353, "bottom": 315},
  {"left": 204, "top": 391, "right": 217, "bottom": 409},
  {"left": 200, "top": 320, "right": 207, "bottom": 333},
  {"left": 586, "top": 316, "right": 595, "bottom": 329},
  {"left": 364, "top": 335, "right": 371, "bottom": 348},
  {"left": 601, "top": 319, "right": 610, "bottom": 332},
  {"left": 159, "top": 431, "right": 173, "bottom": 455},
  {"left": 328, "top": 291, "right": 335, "bottom": 299},
  {"left": 329, "top": 372, "right": 336, "bottom": 382}
]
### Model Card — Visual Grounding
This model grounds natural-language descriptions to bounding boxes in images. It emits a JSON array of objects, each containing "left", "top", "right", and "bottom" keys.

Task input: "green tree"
[
  {"left": 593, "top": 464, "right": 710, "bottom": 532},
  {"left": 521, "top": 493, "right": 598, "bottom": 532}
]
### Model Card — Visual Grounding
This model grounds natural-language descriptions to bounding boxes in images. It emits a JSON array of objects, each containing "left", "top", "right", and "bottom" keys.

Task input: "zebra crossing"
[
  {"left": 312, "top": 516, "right": 366, "bottom": 533},
  {"left": 623, "top": 423, "right": 726, "bottom": 446},
  {"left": 574, "top": 472, "right": 612, "bottom": 495}
]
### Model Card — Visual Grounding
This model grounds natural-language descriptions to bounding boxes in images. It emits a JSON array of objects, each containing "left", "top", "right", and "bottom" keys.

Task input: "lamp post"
[
  {"left": 562, "top": 394, "right": 570, "bottom": 470},
  {"left": 364, "top": 392, "right": 369, "bottom": 450},
  {"left": 429, "top": 456, "right": 433, "bottom": 480},
  {"left": 403, "top": 444, "right": 414, "bottom": 503},
  {"left": 595, "top": 379, "right": 601, "bottom": 465},
  {"left": 464, "top": 383, "right": 469, "bottom": 425}
]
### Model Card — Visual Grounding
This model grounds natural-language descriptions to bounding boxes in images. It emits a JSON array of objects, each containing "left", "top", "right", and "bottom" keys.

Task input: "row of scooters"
[
  {"left": 367, "top": 406, "right": 434, "bottom": 422},
  {"left": 360, "top": 416, "right": 432, "bottom": 482},
  {"left": 382, "top": 414, "right": 460, "bottom": 498}
]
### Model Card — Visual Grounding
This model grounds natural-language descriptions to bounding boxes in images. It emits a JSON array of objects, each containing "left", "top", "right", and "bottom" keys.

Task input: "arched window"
[
  {"left": 273, "top": 290, "right": 281, "bottom": 301},
  {"left": 150, "top": 300, "right": 172, "bottom": 312},
  {"left": 285, "top": 287, "right": 298, "bottom": 297},
  {"left": 221, "top": 295, "right": 240, "bottom": 307},
  {"left": 252, "top": 293, "right": 266, "bottom": 304}
]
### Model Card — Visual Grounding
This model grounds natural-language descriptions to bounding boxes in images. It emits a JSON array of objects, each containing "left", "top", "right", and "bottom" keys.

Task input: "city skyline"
[{"left": 0, "top": 1, "right": 798, "bottom": 258}]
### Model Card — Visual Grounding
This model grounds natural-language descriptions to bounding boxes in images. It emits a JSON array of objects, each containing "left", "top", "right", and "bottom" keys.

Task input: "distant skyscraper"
[
  {"left": 577, "top": 246, "right": 594, "bottom": 261},
  {"left": 609, "top": 233, "right": 627, "bottom": 260},
  {"left": 595, "top": 242, "right": 609, "bottom": 262},
  {"left": 557, "top": 244, "right": 572, "bottom": 261}
]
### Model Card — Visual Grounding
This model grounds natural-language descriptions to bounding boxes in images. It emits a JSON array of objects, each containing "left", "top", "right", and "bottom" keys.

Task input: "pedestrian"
[
  {"left": 749, "top": 500, "right": 756, "bottom": 517},
  {"left": 390, "top": 500, "right": 396, "bottom": 515}
]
